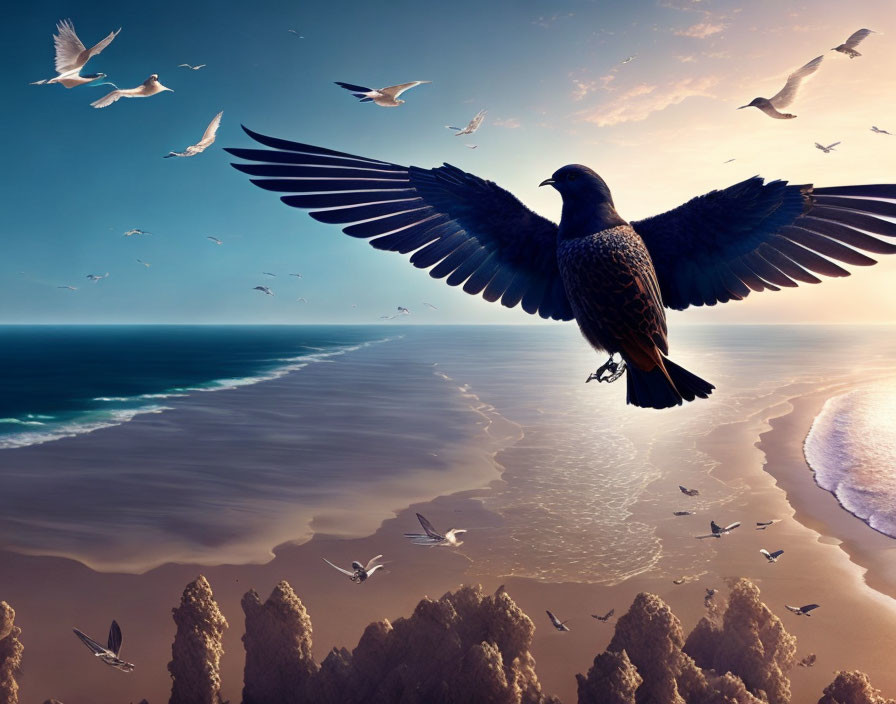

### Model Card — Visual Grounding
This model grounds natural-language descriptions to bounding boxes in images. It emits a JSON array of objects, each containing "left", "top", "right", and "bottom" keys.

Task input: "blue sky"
[{"left": 3, "top": 0, "right": 896, "bottom": 324}]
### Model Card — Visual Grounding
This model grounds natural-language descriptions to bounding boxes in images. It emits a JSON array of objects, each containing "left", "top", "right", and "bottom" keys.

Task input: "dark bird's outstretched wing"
[
  {"left": 633, "top": 177, "right": 896, "bottom": 310},
  {"left": 415, "top": 513, "right": 443, "bottom": 540},
  {"left": 73, "top": 627, "right": 107, "bottom": 655},
  {"left": 107, "top": 620, "right": 122, "bottom": 656},
  {"left": 843, "top": 29, "right": 874, "bottom": 50},
  {"left": 800, "top": 603, "right": 820, "bottom": 614},
  {"left": 226, "top": 129, "right": 572, "bottom": 321}
]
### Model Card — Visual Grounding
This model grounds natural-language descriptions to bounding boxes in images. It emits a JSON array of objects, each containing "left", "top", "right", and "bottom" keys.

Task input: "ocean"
[{"left": 1, "top": 324, "right": 895, "bottom": 578}]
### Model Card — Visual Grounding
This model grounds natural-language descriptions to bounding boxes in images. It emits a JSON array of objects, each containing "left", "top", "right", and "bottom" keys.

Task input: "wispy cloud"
[
  {"left": 577, "top": 76, "right": 717, "bottom": 127},
  {"left": 675, "top": 20, "right": 726, "bottom": 38},
  {"left": 492, "top": 117, "right": 522, "bottom": 129},
  {"left": 532, "top": 12, "right": 574, "bottom": 28},
  {"left": 676, "top": 54, "right": 697, "bottom": 63},
  {"left": 570, "top": 74, "right": 615, "bottom": 101}
]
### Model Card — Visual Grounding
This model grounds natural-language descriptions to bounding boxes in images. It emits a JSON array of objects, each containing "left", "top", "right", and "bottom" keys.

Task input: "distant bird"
[
  {"left": 287, "top": 29, "right": 304, "bottom": 38},
  {"left": 620, "top": 56, "right": 636, "bottom": 65},
  {"left": 798, "top": 653, "right": 817, "bottom": 668},
  {"left": 760, "top": 548, "right": 784, "bottom": 563},
  {"left": 815, "top": 141, "right": 840, "bottom": 154},
  {"left": 833, "top": 29, "right": 875, "bottom": 58},
  {"left": 86, "top": 272, "right": 108, "bottom": 282},
  {"left": 739, "top": 55, "right": 823, "bottom": 119},
  {"left": 705, "top": 588, "right": 717, "bottom": 599},
  {"left": 465, "top": 144, "right": 479, "bottom": 149},
  {"left": 679, "top": 486, "right": 699, "bottom": 497},
  {"left": 397, "top": 306, "right": 410, "bottom": 315},
  {"left": 404, "top": 512, "right": 466, "bottom": 547},
  {"left": 546, "top": 610, "right": 570, "bottom": 632},
  {"left": 322, "top": 555, "right": 384, "bottom": 583},
  {"left": 672, "top": 578, "right": 686, "bottom": 585},
  {"left": 72, "top": 620, "right": 134, "bottom": 672},
  {"left": 253, "top": 285, "right": 273, "bottom": 295},
  {"left": 447, "top": 109, "right": 487, "bottom": 136},
  {"left": 335, "top": 80, "right": 430, "bottom": 107},
  {"left": 756, "top": 520, "right": 776, "bottom": 528},
  {"left": 31, "top": 19, "right": 120, "bottom": 88},
  {"left": 673, "top": 511, "right": 694, "bottom": 516},
  {"left": 91, "top": 73, "right": 173, "bottom": 109},
  {"left": 228, "top": 130, "right": 896, "bottom": 408},
  {"left": 591, "top": 608, "right": 614, "bottom": 622},
  {"left": 696, "top": 520, "right": 741, "bottom": 539},
  {"left": 786, "top": 603, "right": 820, "bottom": 616},
  {"left": 123, "top": 228, "right": 150, "bottom": 237},
  {"left": 290, "top": 273, "right": 303, "bottom": 278},
  {"left": 136, "top": 259, "right": 150, "bottom": 268},
  {"left": 164, "top": 111, "right": 222, "bottom": 158},
  {"left": 723, "top": 158, "right": 736, "bottom": 164},
  {"left": 423, "top": 302, "right": 438, "bottom": 310},
  {"left": 178, "top": 63, "right": 206, "bottom": 70},
  {"left": 206, "top": 236, "right": 222, "bottom": 245},
  {"left": 297, "top": 297, "right": 307, "bottom": 303},
  {"left": 871, "top": 126, "right": 892, "bottom": 135},
  {"left": 57, "top": 285, "right": 77, "bottom": 291}
]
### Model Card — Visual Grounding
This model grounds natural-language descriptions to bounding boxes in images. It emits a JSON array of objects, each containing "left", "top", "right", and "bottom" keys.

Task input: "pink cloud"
[
  {"left": 577, "top": 76, "right": 717, "bottom": 127},
  {"left": 675, "top": 20, "right": 726, "bottom": 38}
]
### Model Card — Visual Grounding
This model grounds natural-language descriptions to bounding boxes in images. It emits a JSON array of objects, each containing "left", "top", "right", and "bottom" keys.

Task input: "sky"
[{"left": 2, "top": 0, "right": 896, "bottom": 325}]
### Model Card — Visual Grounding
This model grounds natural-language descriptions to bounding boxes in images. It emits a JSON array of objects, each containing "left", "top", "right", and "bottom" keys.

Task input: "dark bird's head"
[
  {"left": 738, "top": 98, "right": 765, "bottom": 110},
  {"left": 540, "top": 164, "right": 625, "bottom": 236}
]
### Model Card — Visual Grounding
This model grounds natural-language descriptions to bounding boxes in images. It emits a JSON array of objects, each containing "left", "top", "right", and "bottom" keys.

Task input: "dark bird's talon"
[{"left": 588, "top": 357, "right": 626, "bottom": 384}]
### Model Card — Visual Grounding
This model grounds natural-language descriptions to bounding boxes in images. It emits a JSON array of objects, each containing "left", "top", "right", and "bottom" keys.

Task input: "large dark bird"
[{"left": 226, "top": 128, "right": 896, "bottom": 409}]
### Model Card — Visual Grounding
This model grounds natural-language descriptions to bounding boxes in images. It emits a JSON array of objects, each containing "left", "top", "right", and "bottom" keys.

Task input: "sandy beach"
[{"left": 2, "top": 326, "right": 896, "bottom": 703}]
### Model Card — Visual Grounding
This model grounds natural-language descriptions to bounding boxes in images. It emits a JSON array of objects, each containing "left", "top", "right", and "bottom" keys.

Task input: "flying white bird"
[
  {"left": 397, "top": 306, "right": 410, "bottom": 315},
  {"left": 871, "top": 126, "right": 892, "bottom": 135},
  {"left": 546, "top": 610, "right": 571, "bottom": 632},
  {"left": 287, "top": 29, "right": 304, "bottom": 38},
  {"left": 31, "top": 19, "right": 120, "bottom": 88},
  {"left": 58, "top": 285, "right": 77, "bottom": 291},
  {"left": 253, "top": 286, "right": 273, "bottom": 295},
  {"left": 446, "top": 109, "right": 486, "bottom": 136},
  {"left": 207, "top": 236, "right": 222, "bottom": 245},
  {"left": 465, "top": 144, "right": 478, "bottom": 149},
  {"left": 591, "top": 608, "right": 614, "bottom": 622},
  {"left": 679, "top": 485, "right": 699, "bottom": 497},
  {"left": 833, "top": 29, "right": 876, "bottom": 58},
  {"left": 404, "top": 512, "right": 466, "bottom": 547},
  {"left": 297, "top": 297, "right": 307, "bottom": 303},
  {"left": 696, "top": 520, "right": 741, "bottom": 539},
  {"left": 335, "top": 80, "right": 430, "bottom": 107},
  {"left": 322, "top": 555, "right": 384, "bottom": 583},
  {"left": 815, "top": 141, "right": 840, "bottom": 153},
  {"left": 123, "top": 228, "right": 150, "bottom": 237},
  {"left": 164, "top": 111, "right": 222, "bottom": 158},
  {"left": 760, "top": 548, "right": 784, "bottom": 563},
  {"left": 86, "top": 272, "right": 109, "bottom": 282},
  {"left": 72, "top": 620, "right": 134, "bottom": 672},
  {"left": 91, "top": 73, "right": 173, "bottom": 109},
  {"left": 620, "top": 56, "right": 636, "bottom": 65},
  {"left": 785, "top": 603, "right": 820, "bottom": 616},
  {"left": 178, "top": 63, "right": 206, "bottom": 70},
  {"left": 136, "top": 259, "right": 150, "bottom": 268},
  {"left": 738, "top": 55, "right": 823, "bottom": 119}
]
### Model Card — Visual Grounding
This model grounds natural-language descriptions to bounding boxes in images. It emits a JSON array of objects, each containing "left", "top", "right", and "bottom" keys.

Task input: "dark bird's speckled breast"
[{"left": 557, "top": 225, "right": 668, "bottom": 367}]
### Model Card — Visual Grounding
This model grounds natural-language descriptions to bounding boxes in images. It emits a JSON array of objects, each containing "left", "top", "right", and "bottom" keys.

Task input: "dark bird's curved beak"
[
  {"left": 539, "top": 178, "right": 555, "bottom": 187},
  {"left": 737, "top": 105, "right": 748, "bottom": 110}
]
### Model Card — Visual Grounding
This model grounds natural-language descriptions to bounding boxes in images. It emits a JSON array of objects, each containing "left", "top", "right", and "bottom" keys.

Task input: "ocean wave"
[{"left": 805, "top": 384, "right": 896, "bottom": 538}]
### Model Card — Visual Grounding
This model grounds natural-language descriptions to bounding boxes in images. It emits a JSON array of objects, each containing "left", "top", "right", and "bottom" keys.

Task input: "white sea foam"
[{"left": 805, "top": 383, "right": 896, "bottom": 538}]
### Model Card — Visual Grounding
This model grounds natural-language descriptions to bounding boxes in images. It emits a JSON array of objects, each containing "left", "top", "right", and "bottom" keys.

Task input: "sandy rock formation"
[
  {"left": 576, "top": 649, "right": 642, "bottom": 704},
  {"left": 241, "top": 580, "right": 318, "bottom": 704},
  {"left": 168, "top": 575, "right": 228, "bottom": 704},
  {"left": 0, "top": 602, "right": 23, "bottom": 704},
  {"left": 818, "top": 671, "right": 896, "bottom": 704}
]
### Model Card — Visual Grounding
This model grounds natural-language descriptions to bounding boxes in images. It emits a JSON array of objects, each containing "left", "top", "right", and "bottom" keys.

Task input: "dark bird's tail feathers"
[
  {"left": 625, "top": 358, "right": 714, "bottom": 410},
  {"left": 335, "top": 81, "right": 373, "bottom": 101}
]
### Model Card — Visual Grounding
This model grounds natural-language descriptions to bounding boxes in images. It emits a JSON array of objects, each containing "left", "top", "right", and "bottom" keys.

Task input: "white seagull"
[
  {"left": 335, "top": 80, "right": 430, "bottom": 107},
  {"left": 91, "top": 73, "right": 173, "bottom": 109},
  {"left": 207, "top": 236, "right": 223, "bottom": 245},
  {"left": 123, "top": 228, "right": 150, "bottom": 237},
  {"left": 760, "top": 548, "right": 784, "bottom": 563},
  {"left": 620, "top": 55, "right": 637, "bottom": 65},
  {"left": 785, "top": 603, "right": 820, "bottom": 617},
  {"left": 404, "top": 512, "right": 466, "bottom": 547},
  {"left": 446, "top": 109, "right": 487, "bottom": 136},
  {"left": 136, "top": 259, "right": 150, "bottom": 268},
  {"left": 31, "top": 19, "right": 120, "bottom": 88},
  {"left": 871, "top": 126, "right": 892, "bottom": 135},
  {"left": 738, "top": 55, "right": 823, "bottom": 119},
  {"left": 546, "top": 610, "right": 571, "bottom": 632},
  {"left": 72, "top": 620, "right": 135, "bottom": 672},
  {"left": 833, "top": 29, "right": 876, "bottom": 58},
  {"left": 86, "top": 272, "right": 109, "bottom": 282},
  {"left": 297, "top": 297, "right": 308, "bottom": 303},
  {"left": 164, "top": 111, "right": 222, "bottom": 158},
  {"left": 253, "top": 286, "right": 273, "bottom": 295},
  {"left": 322, "top": 555, "right": 384, "bottom": 583},
  {"left": 465, "top": 144, "right": 478, "bottom": 149},
  {"left": 287, "top": 29, "right": 304, "bottom": 38},
  {"left": 815, "top": 141, "right": 840, "bottom": 154},
  {"left": 696, "top": 520, "right": 741, "bottom": 539},
  {"left": 58, "top": 285, "right": 78, "bottom": 291},
  {"left": 178, "top": 63, "right": 206, "bottom": 70}
]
